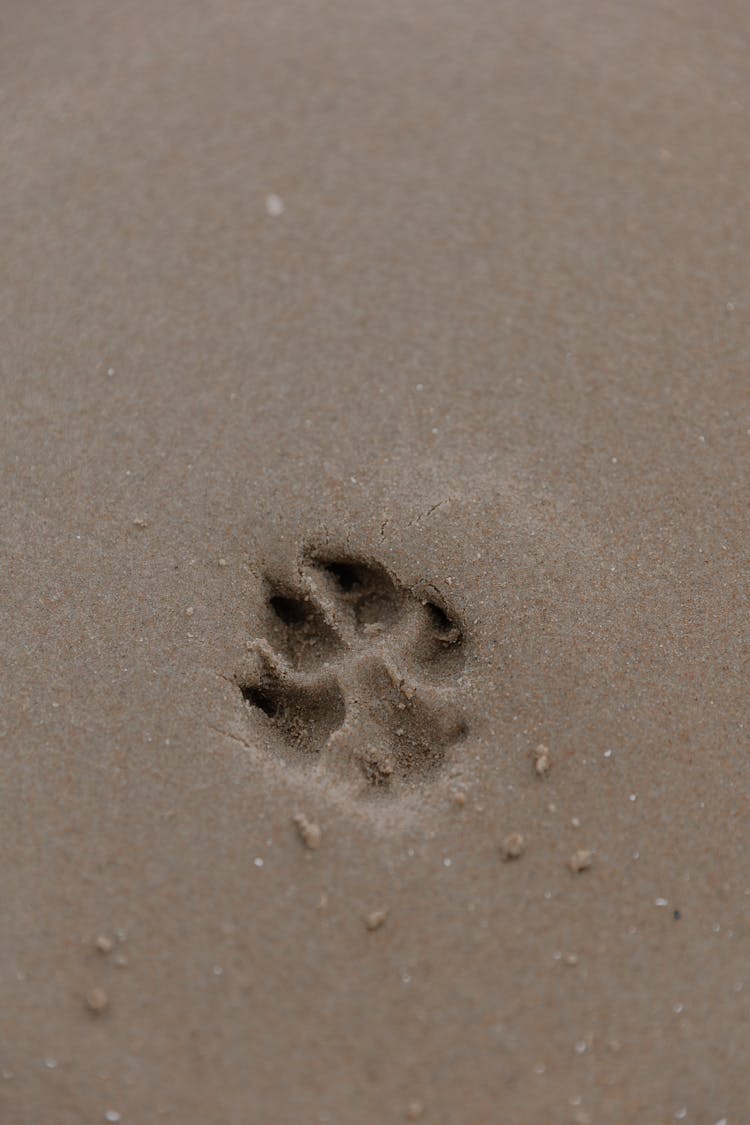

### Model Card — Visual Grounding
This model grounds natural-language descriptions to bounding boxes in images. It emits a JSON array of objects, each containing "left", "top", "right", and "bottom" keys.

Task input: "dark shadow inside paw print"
[
  {"left": 412, "top": 598, "right": 465, "bottom": 677},
  {"left": 237, "top": 551, "right": 468, "bottom": 797},
  {"left": 238, "top": 650, "right": 345, "bottom": 758},
  {"left": 264, "top": 584, "right": 342, "bottom": 670},
  {"left": 311, "top": 555, "right": 402, "bottom": 629}
]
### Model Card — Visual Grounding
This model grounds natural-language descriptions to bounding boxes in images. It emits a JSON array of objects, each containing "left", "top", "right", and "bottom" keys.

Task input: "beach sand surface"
[{"left": 1, "top": 2, "right": 749, "bottom": 1122}]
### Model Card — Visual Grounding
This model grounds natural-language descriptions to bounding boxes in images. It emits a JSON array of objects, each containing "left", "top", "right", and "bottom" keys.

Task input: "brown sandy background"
[{"left": 1, "top": 2, "right": 749, "bottom": 1122}]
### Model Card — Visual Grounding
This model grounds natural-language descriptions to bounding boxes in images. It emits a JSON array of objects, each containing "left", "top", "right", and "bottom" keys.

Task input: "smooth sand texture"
[{"left": 1, "top": 2, "right": 749, "bottom": 1122}]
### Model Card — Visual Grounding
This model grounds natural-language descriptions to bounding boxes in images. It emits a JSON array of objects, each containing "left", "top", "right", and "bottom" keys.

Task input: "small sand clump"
[
  {"left": 568, "top": 849, "right": 593, "bottom": 873},
  {"left": 533, "top": 744, "right": 551, "bottom": 776},
  {"left": 365, "top": 910, "right": 388, "bottom": 932},
  {"left": 86, "top": 986, "right": 109, "bottom": 1014},
  {"left": 501, "top": 832, "right": 526, "bottom": 860},
  {"left": 293, "top": 814, "right": 322, "bottom": 850}
]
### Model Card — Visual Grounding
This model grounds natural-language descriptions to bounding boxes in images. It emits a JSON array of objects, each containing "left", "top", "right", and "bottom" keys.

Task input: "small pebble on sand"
[
  {"left": 365, "top": 910, "right": 388, "bottom": 932},
  {"left": 568, "top": 849, "right": 593, "bottom": 873},
  {"left": 95, "top": 935, "right": 114, "bottom": 954},
  {"left": 293, "top": 814, "right": 322, "bottom": 850},
  {"left": 406, "top": 1101, "right": 424, "bottom": 1120},
  {"left": 185, "top": 606, "right": 194, "bottom": 617},
  {"left": 534, "top": 744, "right": 551, "bottom": 776},
  {"left": 501, "top": 832, "right": 526, "bottom": 860},
  {"left": 86, "top": 987, "right": 109, "bottom": 1014}
]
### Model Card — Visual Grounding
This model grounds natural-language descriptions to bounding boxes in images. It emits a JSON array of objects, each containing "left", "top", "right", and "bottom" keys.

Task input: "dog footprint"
[{"left": 235, "top": 551, "right": 468, "bottom": 796}]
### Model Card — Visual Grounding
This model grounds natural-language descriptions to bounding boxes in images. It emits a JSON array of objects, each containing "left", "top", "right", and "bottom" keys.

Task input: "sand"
[{"left": 1, "top": 2, "right": 748, "bottom": 1122}]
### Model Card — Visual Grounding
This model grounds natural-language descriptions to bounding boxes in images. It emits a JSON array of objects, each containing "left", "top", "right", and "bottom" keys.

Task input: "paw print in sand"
[{"left": 236, "top": 552, "right": 468, "bottom": 796}]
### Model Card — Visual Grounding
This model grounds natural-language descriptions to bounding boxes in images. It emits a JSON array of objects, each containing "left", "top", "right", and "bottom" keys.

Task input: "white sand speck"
[{"left": 265, "top": 194, "right": 285, "bottom": 217}]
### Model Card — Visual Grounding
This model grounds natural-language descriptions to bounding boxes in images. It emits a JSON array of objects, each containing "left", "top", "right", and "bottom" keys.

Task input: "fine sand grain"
[{"left": 1, "top": 2, "right": 749, "bottom": 1122}]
